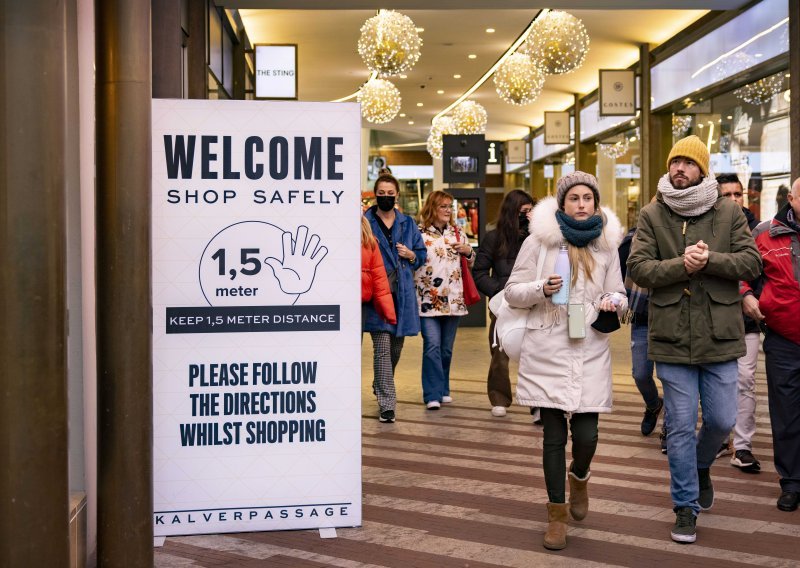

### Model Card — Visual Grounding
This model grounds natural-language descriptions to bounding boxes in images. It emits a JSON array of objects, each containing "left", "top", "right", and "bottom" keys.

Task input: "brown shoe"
[
  {"left": 568, "top": 463, "right": 591, "bottom": 521},
  {"left": 543, "top": 502, "right": 569, "bottom": 550}
]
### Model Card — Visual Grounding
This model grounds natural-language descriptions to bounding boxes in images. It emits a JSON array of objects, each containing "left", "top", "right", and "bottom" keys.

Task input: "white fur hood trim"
[{"left": 530, "top": 196, "right": 624, "bottom": 251}]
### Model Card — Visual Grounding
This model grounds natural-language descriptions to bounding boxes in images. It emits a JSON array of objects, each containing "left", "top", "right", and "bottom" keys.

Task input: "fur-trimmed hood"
[{"left": 529, "top": 196, "right": 624, "bottom": 251}]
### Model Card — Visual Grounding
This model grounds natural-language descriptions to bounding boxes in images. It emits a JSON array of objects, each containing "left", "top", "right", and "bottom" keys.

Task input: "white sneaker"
[
  {"left": 426, "top": 400, "right": 441, "bottom": 410},
  {"left": 442, "top": 396, "right": 453, "bottom": 404},
  {"left": 491, "top": 406, "right": 507, "bottom": 417}
]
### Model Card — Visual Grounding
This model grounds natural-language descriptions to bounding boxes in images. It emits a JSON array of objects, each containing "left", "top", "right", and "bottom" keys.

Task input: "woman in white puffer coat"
[{"left": 504, "top": 171, "right": 626, "bottom": 551}]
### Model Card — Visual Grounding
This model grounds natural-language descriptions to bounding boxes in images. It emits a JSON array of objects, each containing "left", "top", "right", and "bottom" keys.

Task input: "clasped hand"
[{"left": 684, "top": 240, "right": 709, "bottom": 274}]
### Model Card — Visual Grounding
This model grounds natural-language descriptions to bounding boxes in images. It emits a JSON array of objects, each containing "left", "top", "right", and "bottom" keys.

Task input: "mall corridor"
[{"left": 155, "top": 327, "right": 800, "bottom": 567}]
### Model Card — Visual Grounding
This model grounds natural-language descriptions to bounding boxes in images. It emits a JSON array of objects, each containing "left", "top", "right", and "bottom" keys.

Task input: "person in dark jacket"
[
  {"left": 628, "top": 136, "right": 761, "bottom": 545},
  {"left": 473, "top": 189, "right": 534, "bottom": 417},
  {"left": 716, "top": 173, "right": 762, "bottom": 470},
  {"left": 363, "top": 173, "right": 427, "bottom": 424},
  {"left": 741, "top": 177, "right": 800, "bottom": 512},
  {"left": 619, "top": 228, "right": 665, "bottom": 440}
]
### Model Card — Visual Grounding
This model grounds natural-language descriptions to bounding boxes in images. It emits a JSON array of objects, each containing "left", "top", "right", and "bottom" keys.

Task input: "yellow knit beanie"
[{"left": 666, "top": 135, "right": 709, "bottom": 176}]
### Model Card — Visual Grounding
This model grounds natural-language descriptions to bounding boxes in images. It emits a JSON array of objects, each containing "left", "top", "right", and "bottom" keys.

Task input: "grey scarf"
[{"left": 657, "top": 173, "right": 718, "bottom": 217}]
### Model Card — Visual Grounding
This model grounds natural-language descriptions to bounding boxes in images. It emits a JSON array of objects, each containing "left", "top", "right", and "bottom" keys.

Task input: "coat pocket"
[
  {"left": 649, "top": 290, "right": 685, "bottom": 342},
  {"left": 706, "top": 287, "right": 744, "bottom": 340}
]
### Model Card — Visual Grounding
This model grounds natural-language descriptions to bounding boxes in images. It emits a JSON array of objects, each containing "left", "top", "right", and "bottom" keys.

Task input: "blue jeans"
[
  {"left": 657, "top": 360, "right": 738, "bottom": 514},
  {"left": 421, "top": 316, "right": 460, "bottom": 403},
  {"left": 631, "top": 323, "right": 659, "bottom": 408}
]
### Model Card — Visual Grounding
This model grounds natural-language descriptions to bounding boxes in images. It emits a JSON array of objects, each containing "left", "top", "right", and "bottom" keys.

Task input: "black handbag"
[{"left": 591, "top": 309, "right": 621, "bottom": 333}]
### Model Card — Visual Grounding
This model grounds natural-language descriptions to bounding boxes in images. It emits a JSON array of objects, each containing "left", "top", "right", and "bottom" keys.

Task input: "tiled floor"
[{"left": 155, "top": 324, "right": 800, "bottom": 567}]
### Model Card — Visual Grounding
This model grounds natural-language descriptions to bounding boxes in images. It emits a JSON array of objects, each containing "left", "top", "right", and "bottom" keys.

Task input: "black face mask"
[
  {"left": 376, "top": 195, "right": 396, "bottom": 212},
  {"left": 518, "top": 213, "right": 530, "bottom": 231}
]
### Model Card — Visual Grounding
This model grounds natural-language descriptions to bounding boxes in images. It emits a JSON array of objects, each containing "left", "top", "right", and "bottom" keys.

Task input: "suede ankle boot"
[
  {"left": 543, "top": 502, "right": 569, "bottom": 550},
  {"left": 568, "top": 463, "right": 591, "bottom": 521}
]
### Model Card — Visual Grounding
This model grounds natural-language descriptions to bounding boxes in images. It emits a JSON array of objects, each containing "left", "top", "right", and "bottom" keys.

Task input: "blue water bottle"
[{"left": 551, "top": 242, "right": 570, "bottom": 305}]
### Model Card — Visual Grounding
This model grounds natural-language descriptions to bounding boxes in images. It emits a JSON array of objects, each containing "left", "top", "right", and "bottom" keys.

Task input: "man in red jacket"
[{"left": 741, "top": 177, "right": 800, "bottom": 512}]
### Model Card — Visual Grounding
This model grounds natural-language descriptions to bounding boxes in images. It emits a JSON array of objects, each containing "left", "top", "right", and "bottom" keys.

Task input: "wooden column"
[
  {"left": 95, "top": 0, "right": 153, "bottom": 566},
  {"left": 1, "top": 2, "right": 69, "bottom": 565},
  {"left": 639, "top": 43, "right": 653, "bottom": 204},
  {"left": 187, "top": 0, "right": 207, "bottom": 99},
  {"left": 152, "top": 0, "right": 183, "bottom": 99}
]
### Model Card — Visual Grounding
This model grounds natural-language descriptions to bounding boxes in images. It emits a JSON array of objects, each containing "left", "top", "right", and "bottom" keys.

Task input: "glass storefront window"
[
  {"left": 671, "top": 71, "right": 790, "bottom": 222},
  {"left": 596, "top": 129, "right": 641, "bottom": 230},
  {"left": 651, "top": 0, "right": 788, "bottom": 110}
]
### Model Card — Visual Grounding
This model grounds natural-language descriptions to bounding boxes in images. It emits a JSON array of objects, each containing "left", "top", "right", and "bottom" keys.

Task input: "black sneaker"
[
  {"left": 715, "top": 441, "right": 732, "bottom": 459},
  {"left": 731, "top": 449, "right": 761, "bottom": 472},
  {"left": 379, "top": 409, "right": 395, "bottom": 423},
  {"left": 671, "top": 507, "right": 697, "bottom": 543},
  {"left": 777, "top": 490, "right": 800, "bottom": 512},
  {"left": 660, "top": 427, "right": 668, "bottom": 455},
  {"left": 641, "top": 398, "right": 663, "bottom": 436},
  {"left": 698, "top": 468, "right": 714, "bottom": 510}
]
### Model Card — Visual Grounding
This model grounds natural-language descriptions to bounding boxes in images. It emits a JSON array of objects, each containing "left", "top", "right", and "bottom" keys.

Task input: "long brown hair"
[
  {"left": 568, "top": 245, "right": 595, "bottom": 288},
  {"left": 496, "top": 189, "right": 535, "bottom": 258},
  {"left": 418, "top": 190, "right": 454, "bottom": 228}
]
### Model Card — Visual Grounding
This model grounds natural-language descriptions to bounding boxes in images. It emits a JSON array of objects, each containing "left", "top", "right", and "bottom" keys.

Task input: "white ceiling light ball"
[
  {"left": 493, "top": 52, "right": 546, "bottom": 106},
  {"left": 357, "top": 10, "right": 422, "bottom": 77},
  {"left": 522, "top": 10, "right": 589, "bottom": 75},
  {"left": 452, "top": 101, "right": 488, "bottom": 135},
  {"left": 426, "top": 115, "right": 457, "bottom": 159},
  {"left": 357, "top": 78, "right": 402, "bottom": 124}
]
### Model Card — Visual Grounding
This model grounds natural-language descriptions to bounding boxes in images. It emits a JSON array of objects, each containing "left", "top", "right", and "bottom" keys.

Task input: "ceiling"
[{"left": 238, "top": 2, "right": 749, "bottom": 147}]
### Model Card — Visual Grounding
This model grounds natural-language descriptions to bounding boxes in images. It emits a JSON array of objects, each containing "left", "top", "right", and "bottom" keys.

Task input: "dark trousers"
[
  {"left": 764, "top": 330, "right": 800, "bottom": 492},
  {"left": 487, "top": 312, "right": 512, "bottom": 407},
  {"left": 540, "top": 408, "right": 599, "bottom": 503}
]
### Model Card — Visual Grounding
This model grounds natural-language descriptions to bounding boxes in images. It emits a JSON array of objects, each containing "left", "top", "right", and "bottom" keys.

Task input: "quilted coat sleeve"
[{"left": 368, "top": 244, "right": 397, "bottom": 324}]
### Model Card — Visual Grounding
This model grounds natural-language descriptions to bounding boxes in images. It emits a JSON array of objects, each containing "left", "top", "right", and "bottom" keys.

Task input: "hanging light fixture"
[
  {"left": 522, "top": 10, "right": 589, "bottom": 75},
  {"left": 598, "top": 137, "right": 629, "bottom": 160},
  {"left": 357, "top": 10, "right": 422, "bottom": 77},
  {"left": 426, "top": 116, "right": 457, "bottom": 159},
  {"left": 734, "top": 73, "right": 785, "bottom": 105},
  {"left": 452, "top": 101, "right": 488, "bottom": 134},
  {"left": 672, "top": 115, "right": 692, "bottom": 138},
  {"left": 357, "top": 78, "right": 402, "bottom": 124},
  {"left": 493, "top": 52, "right": 546, "bottom": 106}
]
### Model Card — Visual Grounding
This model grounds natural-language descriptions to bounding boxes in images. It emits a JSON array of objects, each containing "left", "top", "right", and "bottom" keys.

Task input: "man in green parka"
[{"left": 627, "top": 135, "right": 761, "bottom": 545}]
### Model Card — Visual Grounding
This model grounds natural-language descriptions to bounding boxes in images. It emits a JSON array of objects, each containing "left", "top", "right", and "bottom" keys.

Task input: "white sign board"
[
  {"left": 544, "top": 111, "right": 570, "bottom": 145},
  {"left": 506, "top": 140, "right": 526, "bottom": 164},
  {"left": 599, "top": 69, "right": 636, "bottom": 116},
  {"left": 151, "top": 99, "right": 362, "bottom": 536},
  {"left": 255, "top": 44, "right": 297, "bottom": 99}
]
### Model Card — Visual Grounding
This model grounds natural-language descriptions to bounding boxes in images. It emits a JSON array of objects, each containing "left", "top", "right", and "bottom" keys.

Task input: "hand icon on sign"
[{"left": 264, "top": 225, "right": 328, "bottom": 295}]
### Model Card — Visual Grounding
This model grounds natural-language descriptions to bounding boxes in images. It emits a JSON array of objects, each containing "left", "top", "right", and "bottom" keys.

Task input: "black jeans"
[
  {"left": 764, "top": 330, "right": 800, "bottom": 492},
  {"left": 540, "top": 408, "right": 599, "bottom": 503}
]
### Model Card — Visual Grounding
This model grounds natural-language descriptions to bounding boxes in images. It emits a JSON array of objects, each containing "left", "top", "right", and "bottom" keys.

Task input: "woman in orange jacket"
[{"left": 362, "top": 216, "right": 396, "bottom": 326}]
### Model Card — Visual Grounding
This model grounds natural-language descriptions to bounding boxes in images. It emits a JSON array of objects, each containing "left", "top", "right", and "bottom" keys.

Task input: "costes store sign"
[
  {"left": 151, "top": 99, "right": 362, "bottom": 536},
  {"left": 599, "top": 69, "right": 636, "bottom": 117}
]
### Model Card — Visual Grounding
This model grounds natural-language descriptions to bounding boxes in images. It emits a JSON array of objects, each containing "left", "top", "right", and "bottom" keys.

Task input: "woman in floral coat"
[{"left": 415, "top": 190, "right": 475, "bottom": 409}]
